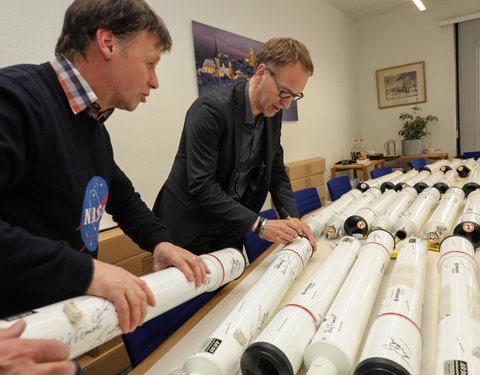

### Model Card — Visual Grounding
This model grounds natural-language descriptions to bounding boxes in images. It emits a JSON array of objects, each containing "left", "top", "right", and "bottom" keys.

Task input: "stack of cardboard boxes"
[
  {"left": 284, "top": 157, "right": 326, "bottom": 205},
  {"left": 78, "top": 228, "right": 153, "bottom": 375}
]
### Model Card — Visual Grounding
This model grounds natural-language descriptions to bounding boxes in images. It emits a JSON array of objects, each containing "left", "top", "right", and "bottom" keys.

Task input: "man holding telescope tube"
[{"left": 0, "top": 1, "right": 209, "bottom": 373}]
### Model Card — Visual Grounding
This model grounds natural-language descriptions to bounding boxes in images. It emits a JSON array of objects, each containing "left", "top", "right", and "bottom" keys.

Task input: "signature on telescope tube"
[
  {"left": 323, "top": 314, "right": 337, "bottom": 334},
  {"left": 383, "top": 336, "right": 412, "bottom": 370}
]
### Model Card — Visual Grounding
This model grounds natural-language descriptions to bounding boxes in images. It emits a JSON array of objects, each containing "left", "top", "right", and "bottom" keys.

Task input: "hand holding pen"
[{"left": 255, "top": 207, "right": 317, "bottom": 250}]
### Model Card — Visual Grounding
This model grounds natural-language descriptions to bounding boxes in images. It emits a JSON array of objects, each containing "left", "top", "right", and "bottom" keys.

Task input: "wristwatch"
[{"left": 255, "top": 217, "right": 267, "bottom": 239}]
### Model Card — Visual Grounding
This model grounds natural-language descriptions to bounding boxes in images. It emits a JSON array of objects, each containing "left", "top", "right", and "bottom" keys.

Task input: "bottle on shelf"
[
  {"left": 359, "top": 138, "right": 367, "bottom": 161},
  {"left": 351, "top": 139, "right": 358, "bottom": 162}
]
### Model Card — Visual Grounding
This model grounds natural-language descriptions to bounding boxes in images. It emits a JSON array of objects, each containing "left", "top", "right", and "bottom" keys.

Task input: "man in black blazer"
[{"left": 153, "top": 37, "right": 316, "bottom": 254}]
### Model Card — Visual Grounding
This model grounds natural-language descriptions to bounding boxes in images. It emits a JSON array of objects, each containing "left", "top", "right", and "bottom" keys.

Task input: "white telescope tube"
[
  {"left": 371, "top": 186, "right": 417, "bottom": 233},
  {"left": 439, "top": 158, "right": 462, "bottom": 173},
  {"left": 420, "top": 159, "right": 448, "bottom": 173},
  {"left": 356, "top": 170, "right": 403, "bottom": 192},
  {"left": 182, "top": 236, "right": 313, "bottom": 375},
  {"left": 435, "top": 235, "right": 480, "bottom": 374},
  {"left": 303, "top": 229, "right": 395, "bottom": 375},
  {"left": 453, "top": 190, "right": 480, "bottom": 248},
  {"left": 423, "top": 187, "right": 465, "bottom": 246},
  {"left": 325, "top": 188, "right": 381, "bottom": 239},
  {"left": 354, "top": 237, "right": 427, "bottom": 375},
  {"left": 240, "top": 237, "right": 361, "bottom": 375},
  {"left": 457, "top": 158, "right": 476, "bottom": 178},
  {"left": 380, "top": 169, "right": 418, "bottom": 192},
  {"left": 385, "top": 170, "right": 420, "bottom": 191},
  {"left": 0, "top": 248, "right": 245, "bottom": 359},
  {"left": 413, "top": 170, "right": 445, "bottom": 193},
  {"left": 462, "top": 168, "right": 480, "bottom": 196},
  {"left": 433, "top": 169, "right": 458, "bottom": 194},
  {"left": 394, "top": 170, "right": 430, "bottom": 191},
  {"left": 344, "top": 189, "right": 397, "bottom": 237},
  {"left": 305, "top": 189, "right": 362, "bottom": 239},
  {"left": 394, "top": 186, "right": 441, "bottom": 240}
]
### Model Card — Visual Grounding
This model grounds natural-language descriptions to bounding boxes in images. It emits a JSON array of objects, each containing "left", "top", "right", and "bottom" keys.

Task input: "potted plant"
[{"left": 398, "top": 106, "right": 438, "bottom": 155}]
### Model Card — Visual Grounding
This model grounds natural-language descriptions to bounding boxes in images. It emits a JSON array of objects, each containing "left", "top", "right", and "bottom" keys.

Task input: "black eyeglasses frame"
[{"left": 265, "top": 65, "right": 304, "bottom": 101}]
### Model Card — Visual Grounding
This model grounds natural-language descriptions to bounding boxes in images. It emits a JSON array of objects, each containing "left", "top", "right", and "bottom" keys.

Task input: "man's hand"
[
  {"left": 294, "top": 218, "right": 317, "bottom": 250},
  {"left": 86, "top": 260, "right": 155, "bottom": 333},
  {"left": 0, "top": 320, "right": 76, "bottom": 375},
  {"left": 152, "top": 242, "right": 210, "bottom": 288},
  {"left": 260, "top": 218, "right": 317, "bottom": 250}
]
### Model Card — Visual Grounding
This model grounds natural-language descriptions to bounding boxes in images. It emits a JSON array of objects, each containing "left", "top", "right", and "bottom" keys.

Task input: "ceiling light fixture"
[{"left": 411, "top": 0, "right": 426, "bottom": 11}]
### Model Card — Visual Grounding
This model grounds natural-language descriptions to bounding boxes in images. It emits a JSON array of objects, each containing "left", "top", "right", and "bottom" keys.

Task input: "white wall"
[
  {"left": 109, "top": 0, "right": 360, "bottom": 209},
  {"left": 357, "top": 5, "right": 457, "bottom": 158},
  {"left": 0, "top": 0, "right": 359, "bottom": 228}
]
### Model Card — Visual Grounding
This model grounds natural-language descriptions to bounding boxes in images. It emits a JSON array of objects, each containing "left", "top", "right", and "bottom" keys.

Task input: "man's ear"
[
  {"left": 255, "top": 63, "right": 267, "bottom": 82},
  {"left": 96, "top": 29, "right": 115, "bottom": 60}
]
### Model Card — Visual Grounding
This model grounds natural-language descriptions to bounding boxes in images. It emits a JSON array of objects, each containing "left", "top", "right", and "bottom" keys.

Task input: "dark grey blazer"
[{"left": 153, "top": 81, "right": 298, "bottom": 250}]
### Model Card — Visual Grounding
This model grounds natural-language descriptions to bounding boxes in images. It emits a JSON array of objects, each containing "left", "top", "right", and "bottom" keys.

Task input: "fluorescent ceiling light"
[{"left": 412, "top": 0, "right": 426, "bottom": 11}]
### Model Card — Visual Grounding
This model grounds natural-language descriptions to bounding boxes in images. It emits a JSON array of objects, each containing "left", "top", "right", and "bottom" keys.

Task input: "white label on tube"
[{"left": 443, "top": 360, "right": 468, "bottom": 374}]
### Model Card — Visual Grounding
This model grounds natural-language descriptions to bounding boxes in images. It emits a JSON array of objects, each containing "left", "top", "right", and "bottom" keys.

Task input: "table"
[
  {"left": 131, "top": 234, "right": 460, "bottom": 375},
  {"left": 330, "top": 153, "right": 449, "bottom": 182},
  {"left": 384, "top": 152, "right": 449, "bottom": 162},
  {"left": 331, "top": 159, "right": 385, "bottom": 181}
]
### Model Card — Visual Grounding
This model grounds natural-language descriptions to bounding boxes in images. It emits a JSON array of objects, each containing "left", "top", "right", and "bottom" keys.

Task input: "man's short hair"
[
  {"left": 255, "top": 37, "right": 314, "bottom": 76},
  {"left": 55, "top": 0, "right": 172, "bottom": 61}
]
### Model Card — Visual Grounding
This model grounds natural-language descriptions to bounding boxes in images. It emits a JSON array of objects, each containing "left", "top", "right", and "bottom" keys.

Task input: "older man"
[{"left": 0, "top": 0, "right": 208, "bottom": 337}]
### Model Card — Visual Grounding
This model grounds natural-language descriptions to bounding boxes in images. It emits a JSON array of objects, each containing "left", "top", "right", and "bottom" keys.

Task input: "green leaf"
[{"left": 398, "top": 106, "right": 438, "bottom": 140}]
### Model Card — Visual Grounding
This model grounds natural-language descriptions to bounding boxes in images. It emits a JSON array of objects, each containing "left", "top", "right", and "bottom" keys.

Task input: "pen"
[
  {"left": 280, "top": 206, "right": 308, "bottom": 240},
  {"left": 279, "top": 206, "right": 293, "bottom": 220}
]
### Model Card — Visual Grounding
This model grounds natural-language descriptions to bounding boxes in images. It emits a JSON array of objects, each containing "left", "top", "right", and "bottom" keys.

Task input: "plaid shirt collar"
[{"left": 50, "top": 56, "right": 113, "bottom": 123}]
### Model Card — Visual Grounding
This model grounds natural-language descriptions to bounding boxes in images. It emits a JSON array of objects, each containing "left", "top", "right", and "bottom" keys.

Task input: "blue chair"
[
  {"left": 409, "top": 158, "right": 427, "bottom": 170},
  {"left": 370, "top": 166, "right": 393, "bottom": 179},
  {"left": 244, "top": 208, "right": 278, "bottom": 263},
  {"left": 293, "top": 187, "right": 322, "bottom": 218},
  {"left": 122, "top": 290, "right": 216, "bottom": 368},
  {"left": 327, "top": 175, "right": 352, "bottom": 201},
  {"left": 463, "top": 151, "right": 480, "bottom": 159}
]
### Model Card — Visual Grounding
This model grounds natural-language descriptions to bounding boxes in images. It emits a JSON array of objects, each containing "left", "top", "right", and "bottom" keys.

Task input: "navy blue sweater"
[{"left": 0, "top": 63, "right": 171, "bottom": 317}]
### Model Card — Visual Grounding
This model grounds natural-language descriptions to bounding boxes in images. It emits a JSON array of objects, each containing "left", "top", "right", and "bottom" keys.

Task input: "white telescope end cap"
[
  {"left": 304, "top": 342, "right": 351, "bottom": 375},
  {"left": 63, "top": 300, "right": 83, "bottom": 323},
  {"left": 183, "top": 352, "right": 224, "bottom": 375},
  {"left": 306, "top": 357, "right": 338, "bottom": 375},
  {"left": 305, "top": 216, "right": 325, "bottom": 236}
]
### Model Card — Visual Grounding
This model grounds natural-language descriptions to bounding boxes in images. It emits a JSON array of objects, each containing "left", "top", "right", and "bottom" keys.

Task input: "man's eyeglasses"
[{"left": 265, "top": 65, "right": 304, "bottom": 101}]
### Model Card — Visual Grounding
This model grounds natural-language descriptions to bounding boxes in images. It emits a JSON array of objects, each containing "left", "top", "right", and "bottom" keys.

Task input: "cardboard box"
[
  {"left": 290, "top": 172, "right": 325, "bottom": 192},
  {"left": 285, "top": 157, "right": 326, "bottom": 180},
  {"left": 98, "top": 227, "right": 144, "bottom": 264},
  {"left": 79, "top": 340, "right": 130, "bottom": 375},
  {"left": 114, "top": 251, "right": 153, "bottom": 277}
]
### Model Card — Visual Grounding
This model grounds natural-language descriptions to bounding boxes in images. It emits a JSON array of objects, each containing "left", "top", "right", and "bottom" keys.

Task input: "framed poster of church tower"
[{"left": 191, "top": 21, "right": 298, "bottom": 121}]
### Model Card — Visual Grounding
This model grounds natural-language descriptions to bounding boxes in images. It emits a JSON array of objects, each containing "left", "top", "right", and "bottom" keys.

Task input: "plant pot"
[{"left": 402, "top": 139, "right": 423, "bottom": 156}]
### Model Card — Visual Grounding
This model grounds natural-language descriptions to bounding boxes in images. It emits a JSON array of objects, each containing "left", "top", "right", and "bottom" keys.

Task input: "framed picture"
[
  {"left": 192, "top": 20, "right": 298, "bottom": 121},
  {"left": 376, "top": 61, "right": 426, "bottom": 109}
]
